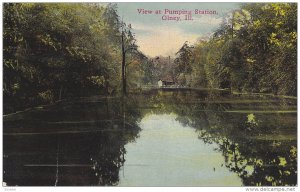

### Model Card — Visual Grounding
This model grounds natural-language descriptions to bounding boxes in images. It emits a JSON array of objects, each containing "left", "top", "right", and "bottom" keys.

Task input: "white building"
[{"left": 158, "top": 79, "right": 163, "bottom": 87}]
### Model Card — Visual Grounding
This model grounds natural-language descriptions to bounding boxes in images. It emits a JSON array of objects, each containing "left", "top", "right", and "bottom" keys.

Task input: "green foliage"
[
  {"left": 3, "top": 3, "right": 148, "bottom": 113},
  {"left": 174, "top": 42, "right": 193, "bottom": 74},
  {"left": 175, "top": 3, "right": 297, "bottom": 96},
  {"left": 3, "top": 3, "right": 297, "bottom": 113}
]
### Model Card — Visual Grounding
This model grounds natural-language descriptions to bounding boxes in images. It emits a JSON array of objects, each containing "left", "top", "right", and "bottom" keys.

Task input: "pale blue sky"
[{"left": 117, "top": 2, "right": 241, "bottom": 57}]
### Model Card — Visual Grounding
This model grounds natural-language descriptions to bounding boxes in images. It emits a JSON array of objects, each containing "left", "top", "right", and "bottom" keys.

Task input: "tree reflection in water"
[
  {"left": 3, "top": 89, "right": 297, "bottom": 186},
  {"left": 137, "top": 89, "right": 297, "bottom": 186},
  {"left": 3, "top": 97, "right": 142, "bottom": 186}
]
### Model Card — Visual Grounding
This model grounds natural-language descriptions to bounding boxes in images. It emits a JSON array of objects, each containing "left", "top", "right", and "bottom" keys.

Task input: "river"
[{"left": 3, "top": 89, "right": 297, "bottom": 186}]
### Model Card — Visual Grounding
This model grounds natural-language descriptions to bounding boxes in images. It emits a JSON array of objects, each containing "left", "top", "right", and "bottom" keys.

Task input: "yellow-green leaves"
[
  {"left": 278, "top": 157, "right": 287, "bottom": 166},
  {"left": 87, "top": 76, "right": 105, "bottom": 86},
  {"left": 247, "top": 113, "right": 258, "bottom": 126}
]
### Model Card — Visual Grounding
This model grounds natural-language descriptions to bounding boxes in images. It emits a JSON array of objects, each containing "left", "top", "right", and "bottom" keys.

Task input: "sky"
[{"left": 117, "top": 2, "right": 240, "bottom": 57}]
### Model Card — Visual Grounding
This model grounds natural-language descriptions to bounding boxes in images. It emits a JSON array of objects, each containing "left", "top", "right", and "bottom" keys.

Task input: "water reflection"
[
  {"left": 3, "top": 97, "right": 141, "bottom": 186},
  {"left": 118, "top": 114, "right": 242, "bottom": 186},
  {"left": 3, "top": 89, "right": 297, "bottom": 186}
]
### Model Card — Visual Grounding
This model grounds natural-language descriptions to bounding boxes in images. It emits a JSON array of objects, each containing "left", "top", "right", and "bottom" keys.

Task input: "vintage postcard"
[{"left": 2, "top": 1, "right": 298, "bottom": 189}]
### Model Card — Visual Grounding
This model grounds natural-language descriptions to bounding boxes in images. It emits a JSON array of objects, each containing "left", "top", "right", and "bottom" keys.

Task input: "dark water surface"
[{"left": 3, "top": 89, "right": 297, "bottom": 186}]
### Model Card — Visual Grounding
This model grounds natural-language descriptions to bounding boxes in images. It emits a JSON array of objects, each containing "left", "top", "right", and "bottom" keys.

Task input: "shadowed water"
[{"left": 3, "top": 89, "right": 297, "bottom": 186}]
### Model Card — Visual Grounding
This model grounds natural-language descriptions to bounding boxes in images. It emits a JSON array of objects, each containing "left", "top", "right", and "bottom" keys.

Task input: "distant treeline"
[
  {"left": 173, "top": 3, "right": 297, "bottom": 96},
  {"left": 3, "top": 3, "right": 149, "bottom": 113}
]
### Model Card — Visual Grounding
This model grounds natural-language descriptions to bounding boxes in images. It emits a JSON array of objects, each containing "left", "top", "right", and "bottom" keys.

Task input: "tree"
[
  {"left": 174, "top": 42, "right": 194, "bottom": 86},
  {"left": 183, "top": 3, "right": 296, "bottom": 96},
  {"left": 120, "top": 23, "right": 138, "bottom": 95},
  {"left": 3, "top": 3, "right": 145, "bottom": 113}
]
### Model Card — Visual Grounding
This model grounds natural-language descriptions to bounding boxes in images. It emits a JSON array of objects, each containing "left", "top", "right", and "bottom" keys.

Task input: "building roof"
[{"left": 160, "top": 76, "right": 175, "bottom": 82}]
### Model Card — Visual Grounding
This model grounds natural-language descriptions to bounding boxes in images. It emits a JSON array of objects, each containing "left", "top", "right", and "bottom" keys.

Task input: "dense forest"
[
  {"left": 3, "top": 3, "right": 150, "bottom": 113},
  {"left": 171, "top": 3, "right": 297, "bottom": 95},
  {"left": 3, "top": 3, "right": 297, "bottom": 114}
]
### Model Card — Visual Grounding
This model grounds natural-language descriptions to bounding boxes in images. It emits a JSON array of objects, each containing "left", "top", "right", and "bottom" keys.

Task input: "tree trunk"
[
  {"left": 59, "top": 85, "right": 63, "bottom": 100},
  {"left": 121, "top": 31, "right": 127, "bottom": 95}
]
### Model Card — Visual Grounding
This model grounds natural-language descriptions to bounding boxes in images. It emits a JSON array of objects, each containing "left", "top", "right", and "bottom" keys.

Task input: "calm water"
[
  {"left": 118, "top": 114, "right": 242, "bottom": 186},
  {"left": 3, "top": 89, "right": 297, "bottom": 186}
]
